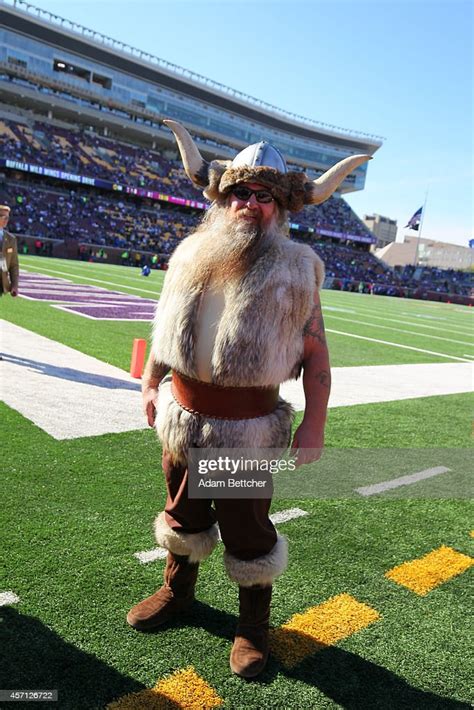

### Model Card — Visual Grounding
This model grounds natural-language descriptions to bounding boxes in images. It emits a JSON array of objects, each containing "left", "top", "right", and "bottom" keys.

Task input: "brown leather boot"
[
  {"left": 126, "top": 552, "right": 199, "bottom": 630},
  {"left": 230, "top": 585, "right": 272, "bottom": 678}
]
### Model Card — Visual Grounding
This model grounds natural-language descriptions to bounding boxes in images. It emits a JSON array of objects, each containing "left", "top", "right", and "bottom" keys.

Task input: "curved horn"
[
  {"left": 162, "top": 119, "right": 210, "bottom": 187},
  {"left": 306, "top": 155, "right": 372, "bottom": 205}
]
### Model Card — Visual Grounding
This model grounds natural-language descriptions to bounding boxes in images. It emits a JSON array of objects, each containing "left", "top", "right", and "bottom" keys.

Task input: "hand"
[
  {"left": 11, "top": 288, "right": 18, "bottom": 297},
  {"left": 290, "top": 419, "right": 325, "bottom": 468},
  {"left": 142, "top": 387, "right": 158, "bottom": 427}
]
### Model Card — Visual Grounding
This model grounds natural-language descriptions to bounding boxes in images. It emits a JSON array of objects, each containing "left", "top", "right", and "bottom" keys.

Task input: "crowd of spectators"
[
  {"left": 2, "top": 180, "right": 198, "bottom": 254},
  {"left": 4, "top": 178, "right": 471, "bottom": 297},
  {"left": 1, "top": 117, "right": 202, "bottom": 200},
  {"left": 295, "top": 238, "right": 472, "bottom": 297},
  {"left": 297, "top": 196, "right": 371, "bottom": 239},
  {"left": 1, "top": 116, "right": 373, "bottom": 238},
  {"left": 1, "top": 116, "right": 471, "bottom": 298}
]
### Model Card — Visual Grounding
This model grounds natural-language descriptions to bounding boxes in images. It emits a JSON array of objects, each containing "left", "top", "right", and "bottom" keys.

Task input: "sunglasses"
[{"left": 232, "top": 186, "right": 274, "bottom": 204}]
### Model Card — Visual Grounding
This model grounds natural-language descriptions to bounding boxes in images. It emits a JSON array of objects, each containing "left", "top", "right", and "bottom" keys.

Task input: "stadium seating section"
[{"left": 1, "top": 117, "right": 472, "bottom": 298}]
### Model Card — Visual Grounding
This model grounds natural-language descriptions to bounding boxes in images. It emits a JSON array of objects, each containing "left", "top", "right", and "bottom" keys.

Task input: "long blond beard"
[{"left": 184, "top": 202, "right": 288, "bottom": 287}]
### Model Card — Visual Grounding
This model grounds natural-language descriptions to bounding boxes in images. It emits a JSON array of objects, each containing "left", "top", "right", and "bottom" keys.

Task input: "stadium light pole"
[{"left": 413, "top": 188, "right": 429, "bottom": 267}]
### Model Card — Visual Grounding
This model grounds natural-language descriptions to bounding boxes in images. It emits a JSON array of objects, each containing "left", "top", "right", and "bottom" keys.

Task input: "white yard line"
[
  {"left": 324, "top": 306, "right": 356, "bottom": 314},
  {"left": 21, "top": 260, "right": 164, "bottom": 286},
  {"left": 136, "top": 508, "right": 309, "bottom": 563},
  {"left": 21, "top": 292, "right": 145, "bottom": 301},
  {"left": 339, "top": 307, "right": 473, "bottom": 337},
  {"left": 325, "top": 314, "right": 473, "bottom": 348},
  {"left": 1, "top": 320, "right": 144, "bottom": 440},
  {"left": 400, "top": 312, "right": 453, "bottom": 322},
  {"left": 355, "top": 466, "right": 451, "bottom": 497},
  {"left": 134, "top": 548, "right": 168, "bottom": 564},
  {"left": 19, "top": 265, "right": 161, "bottom": 297},
  {"left": 270, "top": 508, "right": 309, "bottom": 524},
  {"left": 0, "top": 591, "right": 20, "bottom": 606},
  {"left": 326, "top": 328, "right": 472, "bottom": 362}
]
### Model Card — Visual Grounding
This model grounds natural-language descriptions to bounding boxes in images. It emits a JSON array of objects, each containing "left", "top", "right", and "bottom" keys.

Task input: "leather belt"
[{"left": 171, "top": 370, "right": 279, "bottom": 420}]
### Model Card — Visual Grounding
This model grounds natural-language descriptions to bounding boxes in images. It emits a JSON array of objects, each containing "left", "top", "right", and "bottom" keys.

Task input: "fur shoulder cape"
[
  {"left": 152, "top": 235, "right": 324, "bottom": 387},
  {"left": 152, "top": 234, "right": 324, "bottom": 461}
]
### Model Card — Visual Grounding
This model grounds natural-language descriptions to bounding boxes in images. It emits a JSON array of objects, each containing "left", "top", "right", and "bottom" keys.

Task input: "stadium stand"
[
  {"left": 3, "top": 174, "right": 471, "bottom": 300},
  {"left": 1, "top": 115, "right": 376, "bottom": 240},
  {"left": 1, "top": 116, "right": 373, "bottom": 239},
  {"left": 0, "top": 2, "right": 471, "bottom": 303}
]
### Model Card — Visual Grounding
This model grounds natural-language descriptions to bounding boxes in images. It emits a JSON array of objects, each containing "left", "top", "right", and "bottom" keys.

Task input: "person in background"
[{"left": 0, "top": 205, "right": 19, "bottom": 298}]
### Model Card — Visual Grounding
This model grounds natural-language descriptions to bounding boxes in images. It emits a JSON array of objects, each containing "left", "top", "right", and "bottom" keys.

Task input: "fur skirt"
[{"left": 155, "top": 376, "right": 294, "bottom": 465}]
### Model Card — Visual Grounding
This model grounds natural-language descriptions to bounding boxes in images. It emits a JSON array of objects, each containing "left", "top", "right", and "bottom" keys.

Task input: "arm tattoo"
[
  {"left": 303, "top": 303, "right": 326, "bottom": 345},
  {"left": 317, "top": 369, "right": 331, "bottom": 389}
]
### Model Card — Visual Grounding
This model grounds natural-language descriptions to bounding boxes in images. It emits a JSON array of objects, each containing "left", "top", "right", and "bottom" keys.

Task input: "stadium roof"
[{"left": 1, "top": 0, "right": 384, "bottom": 153}]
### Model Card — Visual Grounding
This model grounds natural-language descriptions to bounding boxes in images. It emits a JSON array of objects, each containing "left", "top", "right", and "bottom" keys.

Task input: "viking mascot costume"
[{"left": 127, "top": 120, "right": 370, "bottom": 677}]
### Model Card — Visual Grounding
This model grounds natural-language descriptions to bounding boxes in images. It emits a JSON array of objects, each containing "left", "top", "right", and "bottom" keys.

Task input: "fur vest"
[{"left": 152, "top": 233, "right": 324, "bottom": 463}]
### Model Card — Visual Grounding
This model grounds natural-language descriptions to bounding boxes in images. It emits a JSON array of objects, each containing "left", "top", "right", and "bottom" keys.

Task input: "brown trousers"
[{"left": 162, "top": 450, "right": 277, "bottom": 561}]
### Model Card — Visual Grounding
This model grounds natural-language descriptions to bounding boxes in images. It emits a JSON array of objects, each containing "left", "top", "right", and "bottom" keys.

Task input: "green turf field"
[{"left": 1, "top": 256, "right": 473, "bottom": 709}]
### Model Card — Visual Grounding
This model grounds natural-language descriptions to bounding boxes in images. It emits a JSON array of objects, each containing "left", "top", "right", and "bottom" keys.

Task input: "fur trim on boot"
[
  {"left": 224, "top": 534, "right": 288, "bottom": 587},
  {"left": 154, "top": 511, "right": 219, "bottom": 563}
]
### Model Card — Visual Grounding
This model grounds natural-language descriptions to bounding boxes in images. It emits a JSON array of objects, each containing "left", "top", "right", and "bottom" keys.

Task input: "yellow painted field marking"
[
  {"left": 270, "top": 593, "right": 380, "bottom": 669},
  {"left": 385, "top": 545, "right": 474, "bottom": 596},
  {"left": 107, "top": 666, "right": 223, "bottom": 709}
]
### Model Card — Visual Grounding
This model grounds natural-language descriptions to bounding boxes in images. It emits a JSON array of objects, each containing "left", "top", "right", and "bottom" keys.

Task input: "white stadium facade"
[{"left": 0, "top": 0, "right": 384, "bottom": 244}]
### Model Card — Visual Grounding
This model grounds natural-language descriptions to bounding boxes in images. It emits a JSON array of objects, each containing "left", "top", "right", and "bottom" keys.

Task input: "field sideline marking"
[
  {"left": 355, "top": 466, "right": 451, "bottom": 496},
  {"left": 385, "top": 546, "right": 474, "bottom": 595},
  {"left": 327, "top": 291, "right": 471, "bottom": 316},
  {"left": 270, "top": 507, "right": 309, "bottom": 524},
  {"left": 52, "top": 304, "right": 153, "bottom": 321},
  {"left": 270, "top": 593, "right": 380, "bottom": 668},
  {"left": 21, "top": 265, "right": 471, "bottom": 334},
  {"left": 325, "top": 314, "right": 473, "bottom": 348},
  {"left": 216, "top": 506, "right": 308, "bottom": 541},
  {"left": 19, "top": 265, "right": 162, "bottom": 297},
  {"left": 21, "top": 257, "right": 166, "bottom": 286},
  {"left": 107, "top": 666, "right": 223, "bottom": 710},
  {"left": 0, "top": 591, "right": 20, "bottom": 606},
  {"left": 400, "top": 311, "right": 470, "bottom": 323},
  {"left": 325, "top": 294, "right": 473, "bottom": 334},
  {"left": 4, "top": 321, "right": 472, "bottom": 438},
  {"left": 23, "top": 268, "right": 149, "bottom": 286},
  {"left": 326, "top": 328, "right": 472, "bottom": 362},
  {"left": 337, "top": 306, "right": 474, "bottom": 337},
  {"left": 134, "top": 548, "right": 167, "bottom": 564},
  {"left": 135, "top": 507, "right": 308, "bottom": 563}
]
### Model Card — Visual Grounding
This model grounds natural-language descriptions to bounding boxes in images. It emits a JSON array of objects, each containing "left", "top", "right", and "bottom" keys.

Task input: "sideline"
[
  {"left": 326, "top": 328, "right": 472, "bottom": 363},
  {"left": 2, "top": 321, "right": 472, "bottom": 439}
]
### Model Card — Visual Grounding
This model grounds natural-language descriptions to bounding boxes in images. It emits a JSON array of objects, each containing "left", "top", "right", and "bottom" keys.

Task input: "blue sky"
[{"left": 25, "top": 0, "right": 473, "bottom": 247}]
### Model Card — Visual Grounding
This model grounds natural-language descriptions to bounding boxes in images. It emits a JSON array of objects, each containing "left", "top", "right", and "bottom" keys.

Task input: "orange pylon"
[{"left": 130, "top": 338, "right": 147, "bottom": 378}]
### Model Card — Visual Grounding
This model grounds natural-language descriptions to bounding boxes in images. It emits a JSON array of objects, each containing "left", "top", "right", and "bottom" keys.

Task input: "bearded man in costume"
[{"left": 127, "top": 120, "right": 370, "bottom": 678}]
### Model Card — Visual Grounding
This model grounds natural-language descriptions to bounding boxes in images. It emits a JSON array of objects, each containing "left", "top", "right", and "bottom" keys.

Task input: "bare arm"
[
  {"left": 290, "top": 290, "right": 331, "bottom": 465},
  {"left": 142, "top": 354, "right": 170, "bottom": 427}
]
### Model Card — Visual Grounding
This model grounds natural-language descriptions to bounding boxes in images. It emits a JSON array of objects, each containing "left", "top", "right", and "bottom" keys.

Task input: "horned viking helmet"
[{"left": 163, "top": 119, "right": 372, "bottom": 213}]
